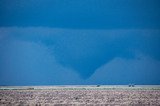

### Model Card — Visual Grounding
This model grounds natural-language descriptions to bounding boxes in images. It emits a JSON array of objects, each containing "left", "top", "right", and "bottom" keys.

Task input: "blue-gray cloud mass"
[
  {"left": 0, "top": 0, "right": 160, "bottom": 29},
  {"left": 0, "top": 0, "right": 160, "bottom": 85},
  {"left": 0, "top": 28, "right": 160, "bottom": 85}
]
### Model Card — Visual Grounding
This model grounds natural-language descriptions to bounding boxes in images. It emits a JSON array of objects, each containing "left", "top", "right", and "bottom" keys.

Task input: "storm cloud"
[{"left": 0, "top": 27, "right": 160, "bottom": 85}]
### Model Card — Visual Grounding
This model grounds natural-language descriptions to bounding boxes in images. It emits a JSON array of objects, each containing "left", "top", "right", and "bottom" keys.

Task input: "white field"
[{"left": 0, "top": 85, "right": 160, "bottom": 105}]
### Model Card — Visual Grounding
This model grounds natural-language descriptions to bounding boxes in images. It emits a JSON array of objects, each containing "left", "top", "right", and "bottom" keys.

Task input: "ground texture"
[{"left": 0, "top": 86, "right": 160, "bottom": 106}]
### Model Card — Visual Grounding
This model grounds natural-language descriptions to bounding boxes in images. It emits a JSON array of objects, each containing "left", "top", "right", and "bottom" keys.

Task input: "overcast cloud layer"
[
  {"left": 0, "top": 27, "right": 160, "bottom": 85},
  {"left": 0, "top": 0, "right": 160, "bottom": 29}
]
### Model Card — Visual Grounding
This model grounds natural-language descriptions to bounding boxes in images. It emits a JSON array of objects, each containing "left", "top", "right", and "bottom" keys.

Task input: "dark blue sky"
[
  {"left": 0, "top": 0, "right": 160, "bottom": 29},
  {"left": 0, "top": 0, "right": 160, "bottom": 85}
]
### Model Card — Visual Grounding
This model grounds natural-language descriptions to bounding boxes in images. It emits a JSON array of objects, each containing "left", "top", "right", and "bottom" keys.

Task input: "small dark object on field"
[
  {"left": 97, "top": 85, "right": 101, "bottom": 87},
  {"left": 27, "top": 88, "right": 34, "bottom": 90},
  {"left": 35, "top": 104, "right": 41, "bottom": 106},
  {"left": 128, "top": 84, "right": 135, "bottom": 87},
  {"left": 74, "top": 97, "right": 79, "bottom": 100}
]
